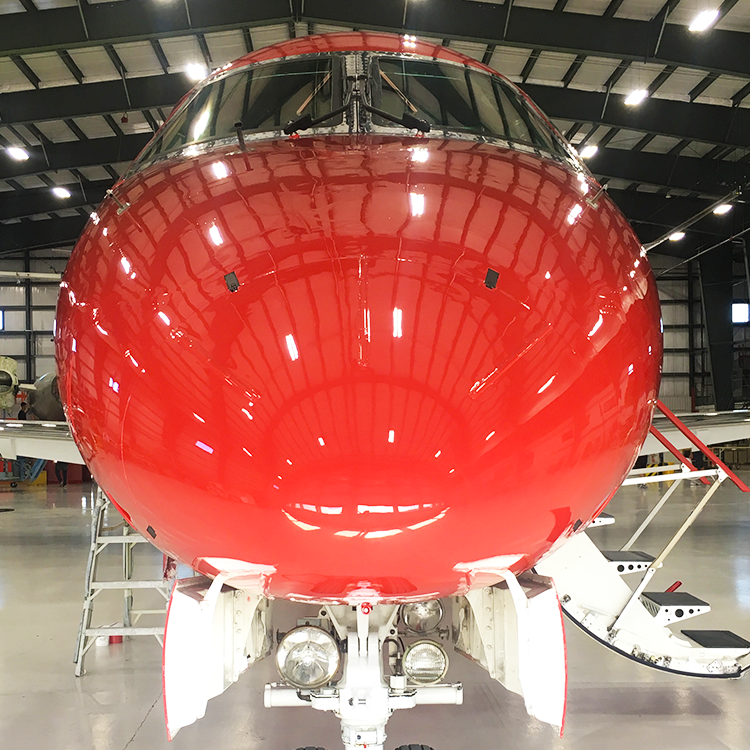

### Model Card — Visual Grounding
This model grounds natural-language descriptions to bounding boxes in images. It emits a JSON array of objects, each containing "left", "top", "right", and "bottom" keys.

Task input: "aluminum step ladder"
[
  {"left": 74, "top": 485, "right": 174, "bottom": 676},
  {"left": 538, "top": 401, "right": 750, "bottom": 677}
]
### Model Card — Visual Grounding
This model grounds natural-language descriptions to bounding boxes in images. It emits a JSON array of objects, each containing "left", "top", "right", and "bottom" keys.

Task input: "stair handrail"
[{"left": 655, "top": 400, "right": 750, "bottom": 492}]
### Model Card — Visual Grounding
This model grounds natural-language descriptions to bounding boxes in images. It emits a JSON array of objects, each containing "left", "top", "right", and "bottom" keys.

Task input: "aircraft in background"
[
  {"left": 6, "top": 32, "right": 750, "bottom": 750},
  {"left": 0, "top": 356, "right": 66, "bottom": 422}
]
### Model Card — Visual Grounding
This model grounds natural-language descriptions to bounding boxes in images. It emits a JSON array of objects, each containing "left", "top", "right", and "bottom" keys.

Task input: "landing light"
[
  {"left": 624, "top": 89, "right": 648, "bottom": 106},
  {"left": 402, "top": 640, "right": 449, "bottom": 684},
  {"left": 689, "top": 9, "right": 719, "bottom": 32},
  {"left": 402, "top": 600, "right": 444, "bottom": 635},
  {"left": 276, "top": 626, "right": 340, "bottom": 689}
]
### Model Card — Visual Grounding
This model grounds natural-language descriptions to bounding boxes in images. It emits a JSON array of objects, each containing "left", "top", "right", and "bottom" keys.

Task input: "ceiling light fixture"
[
  {"left": 185, "top": 62, "right": 208, "bottom": 81},
  {"left": 579, "top": 145, "right": 598, "bottom": 159},
  {"left": 624, "top": 89, "right": 648, "bottom": 106},
  {"left": 689, "top": 9, "right": 719, "bottom": 32},
  {"left": 713, "top": 204, "right": 732, "bottom": 215},
  {"left": 6, "top": 146, "right": 29, "bottom": 161},
  {"left": 52, "top": 186, "right": 71, "bottom": 198},
  {"left": 669, "top": 231, "right": 686, "bottom": 241}
]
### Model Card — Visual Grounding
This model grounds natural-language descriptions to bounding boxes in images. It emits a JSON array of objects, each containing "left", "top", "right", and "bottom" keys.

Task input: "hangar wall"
[
  {"left": 0, "top": 248, "right": 732, "bottom": 415},
  {"left": 0, "top": 251, "right": 68, "bottom": 382},
  {"left": 651, "top": 253, "right": 706, "bottom": 413}
]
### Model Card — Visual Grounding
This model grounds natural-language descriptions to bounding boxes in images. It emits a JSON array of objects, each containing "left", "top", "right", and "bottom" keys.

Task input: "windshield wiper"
[
  {"left": 284, "top": 100, "right": 350, "bottom": 135},
  {"left": 360, "top": 102, "right": 430, "bottom": 133},
  {"left": 284, "top": 91, "right": 431, "bottom": 135}
]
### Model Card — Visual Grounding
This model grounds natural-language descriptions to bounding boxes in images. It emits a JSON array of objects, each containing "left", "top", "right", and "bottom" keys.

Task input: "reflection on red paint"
[{"left": 55, "top": 33, "right": 661, "bottom": 604}]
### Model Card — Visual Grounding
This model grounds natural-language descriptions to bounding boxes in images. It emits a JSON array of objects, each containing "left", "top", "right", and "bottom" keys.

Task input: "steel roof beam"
[
  {"left": 589, "top": 147, "right": 750, "bottom": 197},
  {"left": 0, "top": 134, "right": 151, "bottom": 181},
  {"left": 0, "top": 73, "right": 190, "bottom": 126},
  {"left": 1, "top": 186, "right": 741, "bottom": 256},
  {"left": 3, "top": 71, "right": 749, "bottom": 150},
  {"left": 0, "top": 179, "right": 111, "bottom": 222},
  {"left": 306, "top": 0, "right": 750, "bottom": 78},
  {"left": 0, "top": 0, "right": 290, "bottom": 57},
  {"left": 11, "top": 131, "right": 741, "bottom": 201},
  {"left": 607, "top": 188, "right": 749, "bottom": 236},
  {"left": 0, "top": 216, "right": 87, "bottom": 253},
  {"left": 525, "top": 84, "right": 750, "bottom": 149},
  {"left": 0, "top": 0, "right": 749, "bottom": 81}
]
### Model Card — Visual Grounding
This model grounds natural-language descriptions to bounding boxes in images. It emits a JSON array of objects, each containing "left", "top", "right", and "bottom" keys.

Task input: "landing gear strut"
[{"left": 266, "top": 603, "right": 462, "bottom": 750}]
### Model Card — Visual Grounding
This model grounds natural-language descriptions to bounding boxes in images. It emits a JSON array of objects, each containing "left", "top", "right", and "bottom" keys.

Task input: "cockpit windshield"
[
  {"left": 127, "top": 50, "right": 574, "bottom": 175},
  {"left": 371, "top": 56, "right": 566, "bottom": 157},
  {"left": 132, "top": 56, "right": 341, "bottom": 168}
]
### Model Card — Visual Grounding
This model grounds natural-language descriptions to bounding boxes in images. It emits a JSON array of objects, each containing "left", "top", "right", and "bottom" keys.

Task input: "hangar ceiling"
[{"left": 0, "top": 0, "right": 748, "bottom": 265}]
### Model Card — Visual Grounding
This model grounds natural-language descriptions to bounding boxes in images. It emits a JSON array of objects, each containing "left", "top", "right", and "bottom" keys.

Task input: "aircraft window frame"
[
  {"left": 126, "top": 53, "right": 346, "bottom": 176},
  {"left": 365, "top": 53, "right": 575, "bottom": 163},
  {"left": 123, "top": 50, "right": 582, "bottom": 181}
]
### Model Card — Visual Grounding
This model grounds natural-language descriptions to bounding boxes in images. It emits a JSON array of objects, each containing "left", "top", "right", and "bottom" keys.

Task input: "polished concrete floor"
[{"left": 1, "top": 477, "right": 750, "bottom": 750}]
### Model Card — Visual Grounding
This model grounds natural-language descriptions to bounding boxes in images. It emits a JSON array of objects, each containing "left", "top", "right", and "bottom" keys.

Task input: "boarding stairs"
[
  {"left": 537, "top": 400, "right": 750, "bottom": 677},
  {"left": 0, "top": 457, "right": 46, "bottom": 486},
  {"left": 74, "top": 485, "right": 174, "bottom": 675}
]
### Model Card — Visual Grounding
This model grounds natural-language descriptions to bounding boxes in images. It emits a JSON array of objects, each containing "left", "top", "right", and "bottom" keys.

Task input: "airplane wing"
[
  {"left": 641, "top": 409, "right": 750, "bottom": 455},
  {"left": 0, "top": 420, "right": 84, "bottom": 464},
  {"left": 2, "top": 410, "right": 749, "bottom": 468}
]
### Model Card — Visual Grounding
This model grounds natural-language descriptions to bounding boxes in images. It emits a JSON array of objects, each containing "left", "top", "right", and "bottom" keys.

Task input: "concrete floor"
[{"left": 1, "top": 477, "right": 750, "bottom": 750}]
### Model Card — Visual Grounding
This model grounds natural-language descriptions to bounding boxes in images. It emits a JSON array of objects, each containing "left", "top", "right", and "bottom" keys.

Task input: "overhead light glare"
[
  {"left": 624, "top": 89, "right": 648, "bottom": 106},
  {"left": 6, "top": 146, "right": 29, "bottom": 161},
  {"left": 669, "top": 231, "right": 686, "bottom": 241},
  {"left": 191, "top": 108, "right": 211, "bottom": 140},
  {"left": 566, "top": 204, "right": 583, "bottom": 225},
  {"left": 732, "top": 303, "right": 749, "bottom": 324},
  {"left": 52, "top": 186, "right": 71, "bottom": 199},
  {"left": 186, "top": 62, "right": 208, "bottom": 81},
  {"left": 208, "top": 223, "right": 223, "bottom": 246},
  {"left": 211, "top": 161, "right": 229, "bottom": 179},
  {"left": 285, "top": 334, "right": 299, "bottom": 361},
  {"left": 579, "top": 145, "right": 598, "bottom": 159},
  {"left": 713, "top": 203, "right": 732, "bottom": 215},
  {"left": 393, "top": 307, "right": 403, "bottom": 338},
  {"left": 689, "top": 9, "right": 719, "bottom": 32}
]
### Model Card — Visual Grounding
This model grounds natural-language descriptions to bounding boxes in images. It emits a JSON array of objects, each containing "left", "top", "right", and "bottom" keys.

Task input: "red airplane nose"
[{"left": 57, "top": 136, "right": 661, "bottom": 601}]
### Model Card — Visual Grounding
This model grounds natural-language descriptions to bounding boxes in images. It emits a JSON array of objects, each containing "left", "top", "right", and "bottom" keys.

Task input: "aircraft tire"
[{"left": 395, "top": 745, "right": 436, "bottom": 750}]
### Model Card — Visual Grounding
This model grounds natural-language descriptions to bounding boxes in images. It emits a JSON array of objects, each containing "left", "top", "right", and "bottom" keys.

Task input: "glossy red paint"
[{"left": 55, "top": 34, "right": 662, "bottom": 603}]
